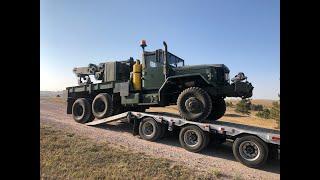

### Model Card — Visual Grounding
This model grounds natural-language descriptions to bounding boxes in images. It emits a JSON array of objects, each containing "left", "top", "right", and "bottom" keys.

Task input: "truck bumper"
[{"left": 225, "top": 81, "right": 254, "bottom": 98}]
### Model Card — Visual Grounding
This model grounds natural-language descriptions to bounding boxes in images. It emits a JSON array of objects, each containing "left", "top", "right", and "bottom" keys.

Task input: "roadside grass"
[
  {"left": 40, "top": 124, "right": 218, "bottom": 179},
  {"left": 211, "top": 168, "right": 222, "bottom": 178},
  {"left": 233, "top": 173, "right": 244, "bottom": 180}
]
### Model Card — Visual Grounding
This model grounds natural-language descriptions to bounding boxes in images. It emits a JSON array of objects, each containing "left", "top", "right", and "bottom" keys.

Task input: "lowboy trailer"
[{"left": 85, "top": 111, "right": 280, "bottom": 168}]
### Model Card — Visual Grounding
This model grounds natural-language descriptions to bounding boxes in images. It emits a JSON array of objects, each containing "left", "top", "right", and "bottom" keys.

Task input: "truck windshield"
[
  {"left": 167, "top": 52, "right": 184, "bottom": 67},
  {"left": 143, "top": 50, "right": 185, "bottom": 68}
]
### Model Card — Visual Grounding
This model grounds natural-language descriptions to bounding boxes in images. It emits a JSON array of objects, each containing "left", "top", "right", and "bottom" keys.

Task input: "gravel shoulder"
[{"left": 40, "top": 98, "right": 280, "bottom": 180}]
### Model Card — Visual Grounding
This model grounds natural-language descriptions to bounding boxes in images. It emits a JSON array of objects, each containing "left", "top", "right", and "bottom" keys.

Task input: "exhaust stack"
[{"left": 163, "top": 41, "right": 169, "bottom": 79}]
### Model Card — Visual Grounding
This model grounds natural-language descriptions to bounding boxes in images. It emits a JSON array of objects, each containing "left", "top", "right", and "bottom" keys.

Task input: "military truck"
[{"left": 66, "top": 41, "right": 253, "bottom": 123}]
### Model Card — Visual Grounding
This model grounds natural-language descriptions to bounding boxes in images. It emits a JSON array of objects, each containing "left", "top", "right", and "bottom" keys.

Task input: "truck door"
[{"left": 142, "top": 51, "right": 165, "bottom": 90}]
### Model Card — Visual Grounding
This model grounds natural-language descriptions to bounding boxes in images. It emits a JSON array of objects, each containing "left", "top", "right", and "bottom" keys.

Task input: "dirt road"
[{"left": 40, "top": 98, "right": 279, "bottom": 180}]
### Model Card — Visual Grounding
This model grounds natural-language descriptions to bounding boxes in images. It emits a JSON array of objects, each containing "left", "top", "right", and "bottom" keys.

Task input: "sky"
[{"left": 40, "top": 0, "right": 279, "bottom": 100}]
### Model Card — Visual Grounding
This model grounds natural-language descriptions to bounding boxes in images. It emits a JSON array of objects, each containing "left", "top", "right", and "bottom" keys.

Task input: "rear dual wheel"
[
  {"left": 92, "top": 93, "right": 113, "bottom": 119},
  {"left": 72, "top": 98, "right": 95, "bottom": 123}
]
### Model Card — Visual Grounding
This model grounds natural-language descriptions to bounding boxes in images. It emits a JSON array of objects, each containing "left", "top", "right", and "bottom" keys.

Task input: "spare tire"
[
  {"left": 72, "top": 98, "right": 93, "bottom": 123},
  {"left": 177, "top": 87, "right": 212, "bottom": 122},
  {"left": 92, "top": 93, "right": 113, "bottom": 119}
]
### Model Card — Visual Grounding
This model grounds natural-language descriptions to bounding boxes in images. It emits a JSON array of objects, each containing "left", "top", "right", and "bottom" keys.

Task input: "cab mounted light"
[{"left": 140, "top": 40, "right": 147, "bottom": 51}]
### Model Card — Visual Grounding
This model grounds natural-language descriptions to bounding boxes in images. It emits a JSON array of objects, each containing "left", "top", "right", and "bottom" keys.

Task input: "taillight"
[{"left": 272, "top": 136, "right": 280, "bottom": 141}]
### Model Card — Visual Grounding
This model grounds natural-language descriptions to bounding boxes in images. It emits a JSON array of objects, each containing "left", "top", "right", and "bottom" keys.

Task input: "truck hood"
[{"left": 173, "top": 64, "right": 230, "bottom": 73}]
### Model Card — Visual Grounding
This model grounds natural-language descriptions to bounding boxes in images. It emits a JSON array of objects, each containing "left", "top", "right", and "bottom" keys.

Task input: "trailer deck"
[
  {"left": 85, "top": 111, "right": 280, "bottom": 168},
  {"left": 86, "top": 111, "right": 280, "bottom": 145}
]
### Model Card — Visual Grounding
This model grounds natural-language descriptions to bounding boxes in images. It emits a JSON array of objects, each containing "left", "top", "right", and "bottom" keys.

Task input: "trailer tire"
[
  {"left": 177, "top": 87, "right": 212, "bottom": 122},
  {"left": 232, "top": 135, "right": 269, "bottom": 168},
  {"left": 72, "top": 98, "right": 93, "bottom": 124},
  {"left": 92, "top": 93, "right": 113, "bottom": 119},
  {"left": 179, "top": 125, "right": 210, "bottom": 152},
  {"left": 139, "top": 117, "right": 162, "bottom": 141}
]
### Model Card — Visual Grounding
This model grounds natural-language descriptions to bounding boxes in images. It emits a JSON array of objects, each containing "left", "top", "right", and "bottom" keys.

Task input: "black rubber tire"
[
  {"left": 207, "top": 98, "right": 226, "bottom": 121},
  {"left": 92, "top": 93, "right": 113, "bottom": 119},
  {"left": 139, "top": 117, "right": 162, "bottom": 141},
  {"left": 179, "top": 125, "right": 210, "bottom": 152},
  {"left": 232, "top": 135, "right": 269, "bottom": 168},
  {"left": 177, "top": 87, "right": 212, "bottom": 122},
  {"left": 88, "top": 113, "right": 95, "bottom": 122},
  {"left": 72, "top": 98, "right": 93, "bottom": 124}
]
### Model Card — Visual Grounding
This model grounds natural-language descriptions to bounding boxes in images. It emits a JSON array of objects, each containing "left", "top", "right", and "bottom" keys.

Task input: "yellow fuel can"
[{"left": 132, "top": 60, "right": 142, "bottom": 91}]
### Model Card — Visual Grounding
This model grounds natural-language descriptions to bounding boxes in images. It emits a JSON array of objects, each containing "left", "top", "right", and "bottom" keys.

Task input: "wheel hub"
[
  {"left": 74, "top": 105, "right": 83, "bottom": 117},
  {"left": 142, "top": 122, "right": 154, "bottom": 136},
  {"left": 184, "top": 130, "right": 199, "bottom": 146},
  {"left": 94, "top": 99, "right": 106, "bottom": 113},
  {"left": 185, "top": 97, "right": 202, "bottom": 113},
  {"left": 239, "top": 141, "right": 260, "bottom": 161}
]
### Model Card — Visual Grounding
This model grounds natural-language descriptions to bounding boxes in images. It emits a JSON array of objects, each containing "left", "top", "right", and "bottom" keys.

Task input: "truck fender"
[{"left": 158, "top": 74, "right": 211, "bottom": 104}]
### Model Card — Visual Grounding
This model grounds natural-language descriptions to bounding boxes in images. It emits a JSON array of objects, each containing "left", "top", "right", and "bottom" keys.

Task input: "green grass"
[{"left": 40, "top": 124, "right": 217, "bottom": 179}]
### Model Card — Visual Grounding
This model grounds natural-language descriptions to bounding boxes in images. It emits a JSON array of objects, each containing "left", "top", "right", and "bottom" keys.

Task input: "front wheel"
[
  {"left": 207, "top": 98, "right": 226, "bottom": 121},
  {"left": 177, "top": 87, "right": 212, "bottom": 122},
  {"left": 232, "top": 135, "right": 269, "bottom": 168}
]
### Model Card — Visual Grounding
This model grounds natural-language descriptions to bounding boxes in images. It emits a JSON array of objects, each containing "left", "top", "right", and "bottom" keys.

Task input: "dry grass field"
[
  {"left": 40, "top": 124, "right": 217, "bottom": 179},
  {"left": 225, "top": 98, "right": 275, "bottom": 108}
]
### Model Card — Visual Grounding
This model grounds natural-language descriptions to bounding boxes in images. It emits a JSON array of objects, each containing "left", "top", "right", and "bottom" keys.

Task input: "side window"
[
  {"left": 150, "top": 61, "right": 157, "bottom": 68},
  {"left": 144, "top": 53, "right": 162, "bottom": 68}
]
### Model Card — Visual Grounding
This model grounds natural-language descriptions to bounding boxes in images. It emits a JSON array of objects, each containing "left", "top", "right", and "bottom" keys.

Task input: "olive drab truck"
[{"left": 65, "top": 40, "right": 254, "bottom": 124}]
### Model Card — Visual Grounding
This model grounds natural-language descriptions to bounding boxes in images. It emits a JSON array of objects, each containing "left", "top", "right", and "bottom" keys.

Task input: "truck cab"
[{"left": 142, "top": 49, "right": 184, "bottom": 90}]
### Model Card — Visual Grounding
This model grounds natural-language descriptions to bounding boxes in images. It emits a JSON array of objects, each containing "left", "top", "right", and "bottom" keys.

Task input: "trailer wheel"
[
  {"left": 139, "top": 117, "right": 162, "bottom": 141},
  {"left": 232, "top": 135, "right": 269, "bottom": 168},
  {"left": 177, "top": 87, "right": 212, "bottom": 122},
  {"left": 179, "top": 125, "right": 210, "bottom": 152},
  {"left": 72, "top": 98, "right": 93, "bottom": 124},
  {"left": 92, "top": 93, "right": 113, "bottom": 119}
]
